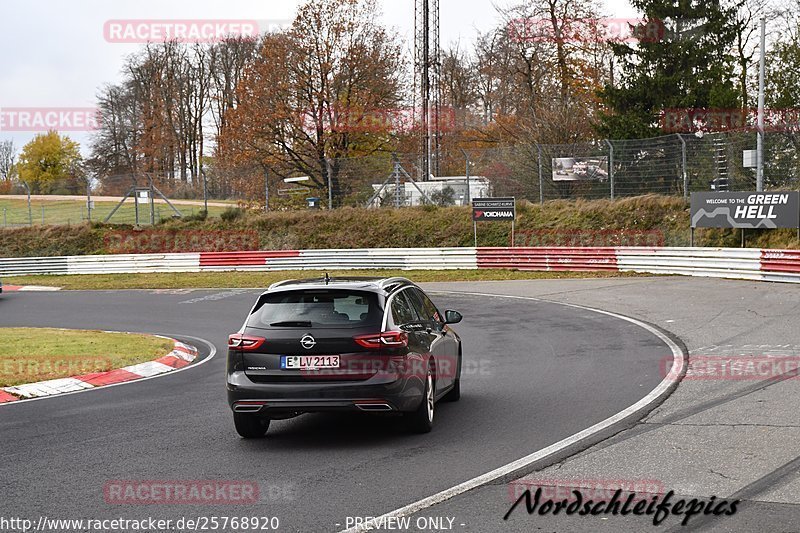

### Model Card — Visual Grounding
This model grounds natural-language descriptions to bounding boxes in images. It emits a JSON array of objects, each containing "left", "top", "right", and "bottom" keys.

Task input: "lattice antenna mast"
[{"left": 414, "top": 0, "right": 441, "bottom": 181}]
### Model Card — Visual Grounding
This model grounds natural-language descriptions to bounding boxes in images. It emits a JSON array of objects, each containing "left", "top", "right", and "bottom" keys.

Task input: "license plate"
[{"left": 281, "top": 355, "right": 340, "bottom": 370}]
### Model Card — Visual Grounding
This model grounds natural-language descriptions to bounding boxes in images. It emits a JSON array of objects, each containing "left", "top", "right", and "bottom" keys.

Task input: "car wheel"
[
  {"left": 233, "top": 412, "right": 270, "bottom": 439},
  {"left": 407, "top": 363, "right": 435, "bottom": 433}
]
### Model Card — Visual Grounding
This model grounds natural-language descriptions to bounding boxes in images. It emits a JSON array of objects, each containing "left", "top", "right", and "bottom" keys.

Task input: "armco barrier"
[
  {"left": 1, "top": 247, "right": 800, "bottom": 284},
  {"left": 616, "top": 248, "right": 766, "bottom": 281},
  {"left": 760, "top": 249, "right": 800, "bottom": 283},
  {"left": 477, "top": 247, "right": 618, "bottom": 271}
]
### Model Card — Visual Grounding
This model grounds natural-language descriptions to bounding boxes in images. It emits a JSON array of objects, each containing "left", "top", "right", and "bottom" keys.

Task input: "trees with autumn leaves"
[
  {"left": 88, "top": 37, "right": 259, "bottom": 196},
  {"left": 217, "top": 0, "right": 405, "bottom": 204},
  {"left": 87, "top": 0, "right": 614, "bottom": 203},
  {"left": 15, "top": 131, "right": 84, "bottom": 194},
  {"left": 84, "top": 0, "right": 799, "bottom": 204}
]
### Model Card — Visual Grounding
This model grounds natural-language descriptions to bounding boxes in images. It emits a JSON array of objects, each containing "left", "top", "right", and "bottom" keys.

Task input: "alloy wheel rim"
[{"left": 426, "top": 371, "right": 434, "bottom": 422}]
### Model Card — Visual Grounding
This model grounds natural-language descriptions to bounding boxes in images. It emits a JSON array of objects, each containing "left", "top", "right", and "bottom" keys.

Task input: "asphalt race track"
[{"left": 0, "top": 287, "right": 674, "bottom": 532}]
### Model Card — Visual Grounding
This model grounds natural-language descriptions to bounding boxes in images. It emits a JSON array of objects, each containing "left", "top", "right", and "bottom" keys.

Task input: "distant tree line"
[{"left": 1, "top": 0, "right": 798, "bottom": 202}]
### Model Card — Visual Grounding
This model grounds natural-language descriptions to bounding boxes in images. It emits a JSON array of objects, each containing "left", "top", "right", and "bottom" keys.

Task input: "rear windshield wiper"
[{"left": 269, "top": 321, "right": 313, "bottom": 328}]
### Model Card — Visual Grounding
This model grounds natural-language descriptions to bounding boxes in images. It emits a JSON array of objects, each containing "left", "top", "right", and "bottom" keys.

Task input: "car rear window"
[{"left": 247, "top": 290, "right": 383, "bottom": 329}]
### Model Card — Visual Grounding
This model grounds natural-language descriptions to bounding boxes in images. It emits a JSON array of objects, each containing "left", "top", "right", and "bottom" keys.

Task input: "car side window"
[
  {"left": 391, "top": 290, "right": 419, "bottom": 326},
  {"left": 409, "top": 288, "right": 443, "bottom": 327}
]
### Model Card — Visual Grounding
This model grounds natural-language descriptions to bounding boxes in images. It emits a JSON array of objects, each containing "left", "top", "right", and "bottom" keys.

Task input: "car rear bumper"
[{"left": 227, "top": 371, "right": 424, "bottom": 415}]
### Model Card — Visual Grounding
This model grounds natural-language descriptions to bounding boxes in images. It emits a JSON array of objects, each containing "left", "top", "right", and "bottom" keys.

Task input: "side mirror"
[{"left": 444, "top": 310, "right": 463, "bottom": 324}]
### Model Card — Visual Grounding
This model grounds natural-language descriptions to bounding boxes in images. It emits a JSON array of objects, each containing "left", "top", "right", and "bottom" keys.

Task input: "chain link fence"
[
  {"left": 456, "top": 132, "right": 799, "bottom": 204},
  {"left": 1, "top": 131, "right": 797, "bottom": 225},
  {"left": 0, "top": 175, "right": 233, "bottom": 227}
]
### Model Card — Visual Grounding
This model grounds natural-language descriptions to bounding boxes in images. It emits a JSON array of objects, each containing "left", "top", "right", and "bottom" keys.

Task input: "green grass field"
[
  {"left": 0, "top": 197, "right": 230, "bottom": 226},
  {"left": 0, "top": 328, "right": 175, "bottom": 387},
  {"left": 4, "top": 269, "right": 642, "bottom": 291}
]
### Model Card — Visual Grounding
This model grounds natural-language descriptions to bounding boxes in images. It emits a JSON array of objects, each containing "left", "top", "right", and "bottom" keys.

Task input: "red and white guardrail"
[{"left": 0, "top": 247, "right": 799, "bottom": 283}]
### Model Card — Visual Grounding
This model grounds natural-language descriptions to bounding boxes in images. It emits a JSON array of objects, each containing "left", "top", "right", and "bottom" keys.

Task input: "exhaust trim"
[
  {"left": 355, "top": 402, "right": 394, "bottom": 412},
  {"left": 233, "top": 401, "right": 267, "bottom": 413}
]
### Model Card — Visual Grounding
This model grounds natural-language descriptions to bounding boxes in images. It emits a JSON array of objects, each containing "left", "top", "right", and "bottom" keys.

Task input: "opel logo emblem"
[{"left": 300, "top": 334, "right": 316, "bottom": 350}]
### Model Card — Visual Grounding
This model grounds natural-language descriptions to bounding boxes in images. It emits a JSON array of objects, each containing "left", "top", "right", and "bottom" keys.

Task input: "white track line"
[
  {"left": 0, "top": 334, "right": 216, "bottom": 408},
  {"left": 339, "top": 291, "right": 686, "bottom": 533}
]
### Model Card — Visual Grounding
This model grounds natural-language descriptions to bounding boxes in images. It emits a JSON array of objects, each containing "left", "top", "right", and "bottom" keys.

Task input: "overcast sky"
[{"left": 0, "top": 0, "right": 636, "bottom": 152}]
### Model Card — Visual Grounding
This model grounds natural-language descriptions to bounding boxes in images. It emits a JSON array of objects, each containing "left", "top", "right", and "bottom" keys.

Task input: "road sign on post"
[
  {"left": 472, "top": 197, "right": 516, "bottom": 247},
  {"left": 690, "top": 191, "right": 800, "bottom": 247},
  {"left": 691, "top": 192, "right": 800, "bottom": 229}
]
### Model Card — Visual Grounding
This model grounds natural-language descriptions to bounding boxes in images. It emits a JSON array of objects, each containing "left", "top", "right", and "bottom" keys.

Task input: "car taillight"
[
  {"left": 354, "top": 331, "right": 408, "bottom": 350},
  {"left": 228, "top": 334, "right": 266, "bottom": 351}
]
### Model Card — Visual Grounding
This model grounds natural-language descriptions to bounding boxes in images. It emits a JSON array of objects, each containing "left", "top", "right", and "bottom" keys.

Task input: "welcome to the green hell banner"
[{"left": 690, "top": 192, "right": 800, "bottom": 229}]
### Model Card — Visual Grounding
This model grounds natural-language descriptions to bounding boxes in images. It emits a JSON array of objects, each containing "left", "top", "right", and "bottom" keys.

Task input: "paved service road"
[{"left": 0, "top": 287, "right": 673, "bottom": 532}]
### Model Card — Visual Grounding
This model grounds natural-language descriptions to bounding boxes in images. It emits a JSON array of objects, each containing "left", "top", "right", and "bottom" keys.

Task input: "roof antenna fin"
[{"left": 324, "top": 272, "right": 331, "bottom": 285}]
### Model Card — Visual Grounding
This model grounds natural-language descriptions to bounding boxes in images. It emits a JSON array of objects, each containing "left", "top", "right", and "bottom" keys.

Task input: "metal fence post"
[
  {"left": 22, "top": 180, "right": 32, "bottom": 226},
  {"left": 201, "top": 165, "right": 208, "bottom": 213},
  {"left": 134, "top": 177, "right": 140, "bottom": 225},
  {"left": 756, "top": 16, "right": 766, "bottom": 192},
  {"left": 537, "top": 143, "right": 544, "bottom": 204},
  {"left": 676, "top": 133, "right": 688, "bottom": 198},
  {"left": 461, "top": 149, "right": 471, "bottom": 205},
  {"left": 394, "top": 160, "right": 401, "bottom": 208},
  {"left": 86, "top": 178, "right": 92, "bottom": 222},
  {"left": 149, "top": 176, "right": 155, "bottom": 225},
  {"left": 605, "top": 140, "right": 615, "bottom": 200},
  {"left": 326, "top": 158, "right": 333, "bottom": 209}
]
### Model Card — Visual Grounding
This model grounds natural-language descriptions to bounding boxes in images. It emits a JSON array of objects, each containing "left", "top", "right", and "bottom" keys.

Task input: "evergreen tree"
[{"left": 597, "top": 0, "right": 741, "bottom": 139}]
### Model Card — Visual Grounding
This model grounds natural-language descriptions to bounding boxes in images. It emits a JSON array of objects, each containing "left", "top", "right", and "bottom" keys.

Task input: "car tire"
[
  {"left": 407, "top": 364, "right": 435, "bottom": 434},
  {"left": 234, "top": 412, "right": 270, "bottom": 439}
]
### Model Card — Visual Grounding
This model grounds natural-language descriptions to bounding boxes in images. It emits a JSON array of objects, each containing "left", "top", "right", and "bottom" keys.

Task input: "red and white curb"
[
  {"left": 2, "top": 285, "right": 62, "bottom": 292},
  {"left": 0, "top": 339, "right": 198, "bottom": 404}
]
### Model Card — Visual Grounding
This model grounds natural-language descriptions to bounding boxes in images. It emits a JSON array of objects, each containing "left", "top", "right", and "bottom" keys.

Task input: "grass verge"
[
  {"left": 3, "top": 269, "right": 643, "bottom": 291},
  {"left": 0, "top": 328, "right": 173, "bottom": 387},
  {"left": 0, "top": 328, "right": 175, "bottom": 387}
]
